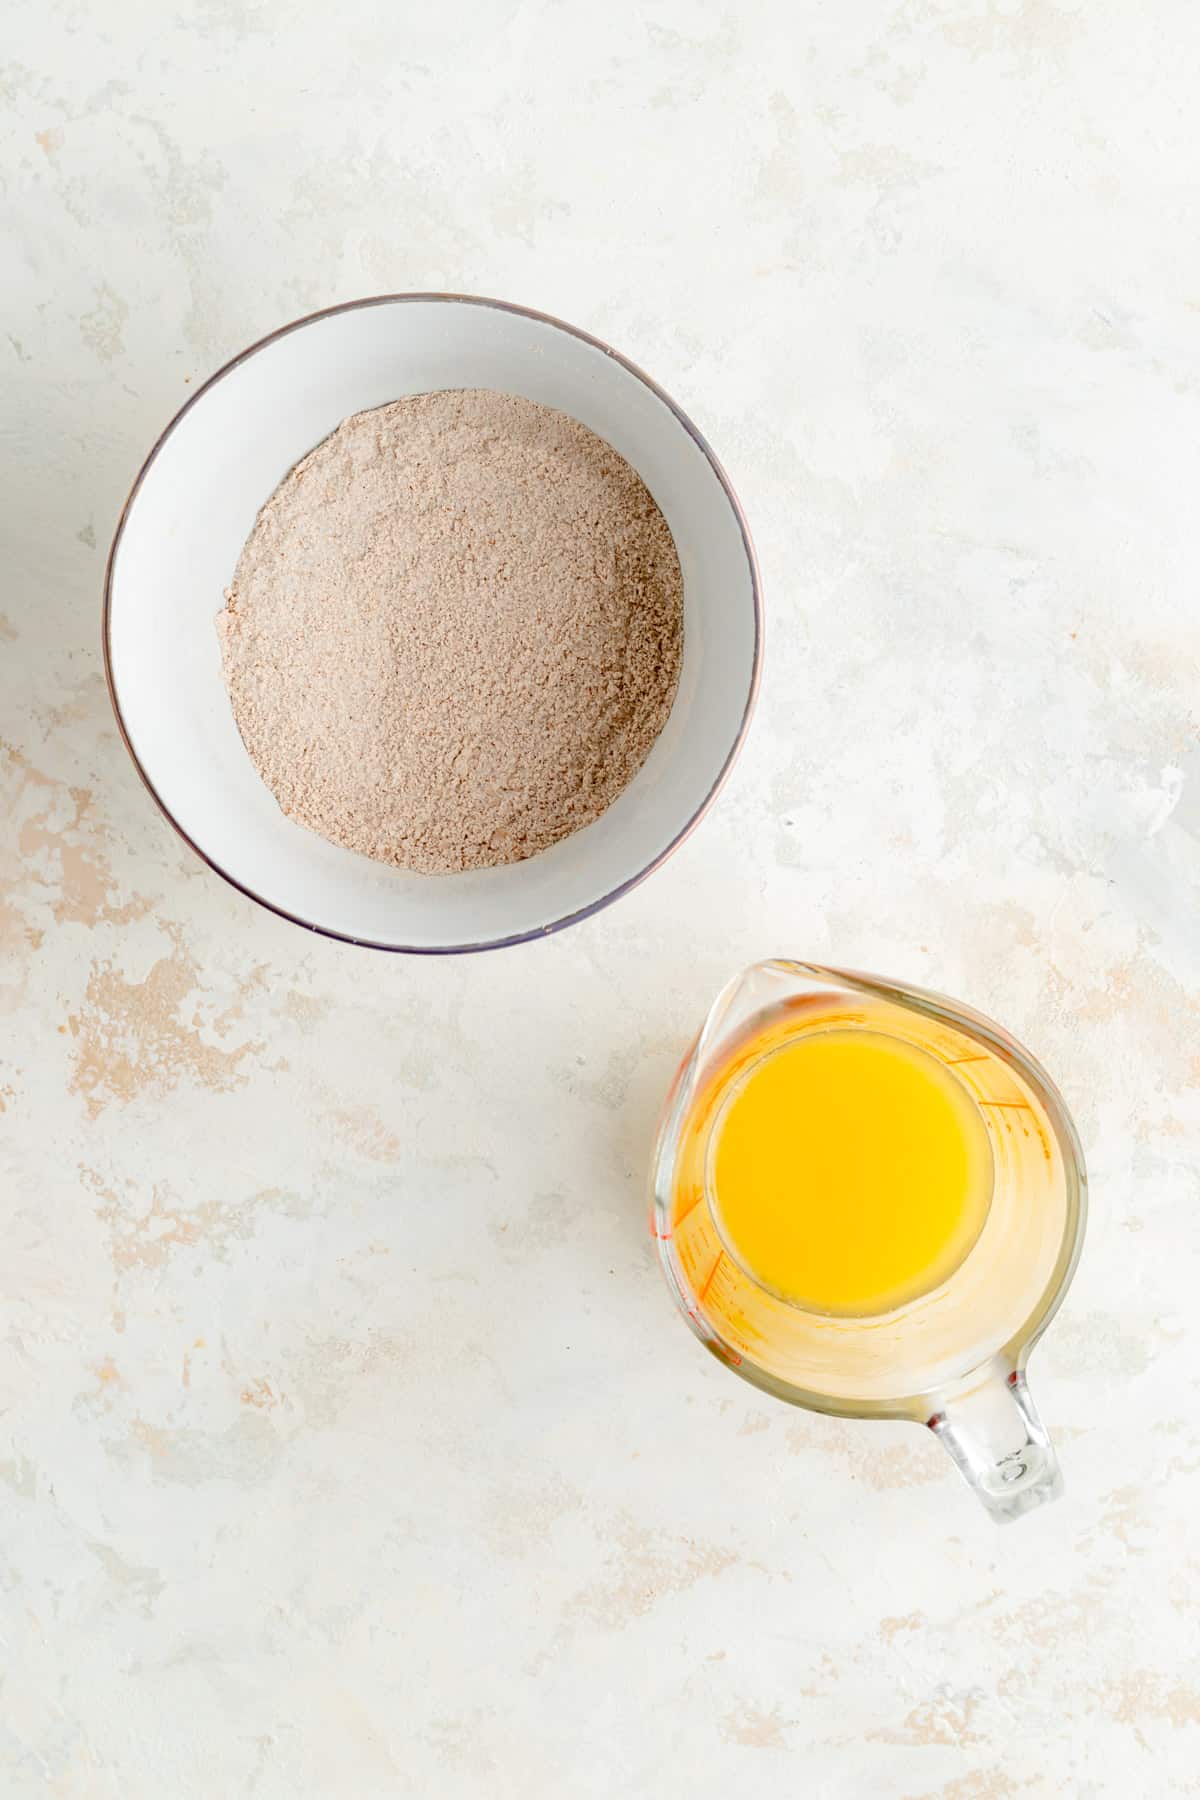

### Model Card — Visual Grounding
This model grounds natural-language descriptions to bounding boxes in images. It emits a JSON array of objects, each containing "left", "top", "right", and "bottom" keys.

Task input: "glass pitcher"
[{"left": 650, "top": 961, "right": 1087, "bottom": 1523}]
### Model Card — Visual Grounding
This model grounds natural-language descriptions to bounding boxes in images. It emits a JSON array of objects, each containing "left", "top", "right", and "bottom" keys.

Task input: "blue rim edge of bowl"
[{"left": 101, "top": 292, "right": 765, "bottom": 955}]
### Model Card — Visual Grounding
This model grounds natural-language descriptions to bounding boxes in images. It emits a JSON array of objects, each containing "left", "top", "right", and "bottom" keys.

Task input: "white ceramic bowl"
[{"left": 104, "top": 295, "right": 762, "bottom": 953}]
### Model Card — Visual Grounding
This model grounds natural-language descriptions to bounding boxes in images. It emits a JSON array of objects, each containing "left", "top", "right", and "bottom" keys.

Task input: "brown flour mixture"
[{"left": 216, "top": 390, "right": 683, "bottom": 874}]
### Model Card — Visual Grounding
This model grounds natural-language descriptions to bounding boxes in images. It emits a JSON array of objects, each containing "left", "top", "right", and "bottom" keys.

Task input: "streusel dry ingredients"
[{"left": 216, "top": 389, "right": 683, "bottom": 874}]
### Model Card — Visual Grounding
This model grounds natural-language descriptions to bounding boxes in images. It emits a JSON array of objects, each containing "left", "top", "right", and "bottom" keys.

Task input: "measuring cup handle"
[{"left": 928, "top": 1369, "right": 1063, "bottom": 1524}]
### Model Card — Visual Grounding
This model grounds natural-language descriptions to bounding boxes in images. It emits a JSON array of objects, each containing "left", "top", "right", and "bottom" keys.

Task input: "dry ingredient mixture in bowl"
[
  {"left": 105, "top": 294, "right": 761, "bottom": 951},
  {"left": 216, "top": 390, "right": 684, "bottom": 875}
]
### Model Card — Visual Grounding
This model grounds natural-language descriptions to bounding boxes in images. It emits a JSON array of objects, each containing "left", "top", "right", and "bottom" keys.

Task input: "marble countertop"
[{"left": 5, "top": 3, "right": 1199, "bottom": 1794}]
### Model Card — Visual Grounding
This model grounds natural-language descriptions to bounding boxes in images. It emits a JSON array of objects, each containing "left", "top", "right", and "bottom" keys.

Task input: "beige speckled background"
[{"left": 4, "top": 3, "right": 1199, "bottom": 1795}]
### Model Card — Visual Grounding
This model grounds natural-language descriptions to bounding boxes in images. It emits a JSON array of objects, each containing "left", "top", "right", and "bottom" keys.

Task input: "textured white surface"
[{"left": 3, "top": 3, "right": 1199, "bottom": 1795}]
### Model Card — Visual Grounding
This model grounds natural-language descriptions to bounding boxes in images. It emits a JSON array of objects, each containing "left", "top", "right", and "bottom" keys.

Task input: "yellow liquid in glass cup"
[
  {"left": 710, "top": 1027, "right": 993, "bottom": 1317},
  {"left": 651, "top": 963, "right": 1086, "bottom": 1523}
]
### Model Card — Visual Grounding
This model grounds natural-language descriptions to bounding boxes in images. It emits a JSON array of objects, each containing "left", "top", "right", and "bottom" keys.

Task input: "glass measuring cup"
[{"left": 650, "top": 961, "right": 1087, "bottom": 1523}]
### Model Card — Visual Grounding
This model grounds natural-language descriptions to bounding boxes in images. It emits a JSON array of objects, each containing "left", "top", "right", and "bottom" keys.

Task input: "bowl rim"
[{"left": 102, "top": 291, "right": 764, "bottom": 955}]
